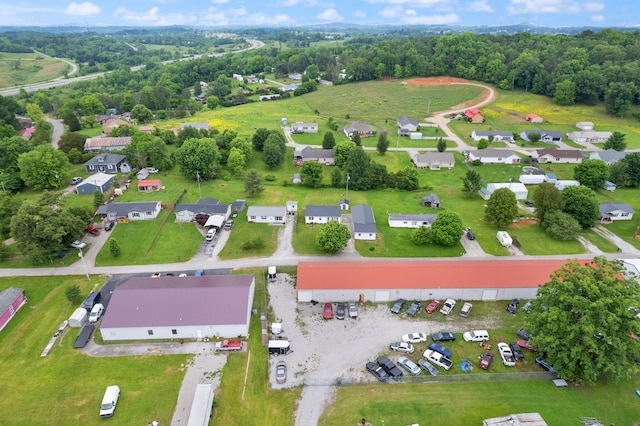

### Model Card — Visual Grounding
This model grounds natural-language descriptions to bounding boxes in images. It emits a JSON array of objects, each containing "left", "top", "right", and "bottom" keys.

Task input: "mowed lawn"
[
  {"left": 0, "top": 277, "right": 187, "bottom": 425},
  {"left": 0, "top": 52, "right": 70, "bottom": 88}
]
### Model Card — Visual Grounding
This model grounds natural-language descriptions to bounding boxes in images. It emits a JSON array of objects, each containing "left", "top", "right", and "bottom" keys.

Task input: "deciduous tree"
[
  {"left": 574, "top": 159, "right": 609, "bottom": 190},
  {"left": 316, "top": 220, "right": 351, "bottom": 253},
  {"left": 485, "top": 187, "right": 518, "bottom": 228},
  {"left": 244, "top": 169, "right": 264, "bottom": 197},
  {"left": 411, "top": 226, "right": 432, "bottom": 245},
  {"left": 0, "top": 136, "right": 31, "bottom": 193},
  {"left": 345, "top": 147, "right": 371, "bottom": 191},
  {"left": 65, "top": 285, "right": 81, "bottom": 304},
  {"left": 533, "top": 182, "right": 564, "bottom": 223},
  {"left": 330, "top": 168, "right": 343, "bottom": 188},
  {"left": 130, "top": 104, "right": 153, "bottom": 124},
  {"left": 58, "top": 132, "right": 87, "bottom": 154},
  {"left": 543, "top": 210, "right": 581, "bottom": 240},
  {"left": 226, "top": 147, "right": 246, "bottom": 175},
  {"left": 17, "top": 144, "right": 69, "bottom": 190},
  {"left": 333, "top": 141, "right": 356, "bottom": 167},
  {"left": 562, "top": 185, "right": 599, "bottom": 228},
  {"left": 351, "top": 131, "right": 361, "bottom": 146},
  {"left": 431, "top": 211, "right": 464, "bottom": 246},
  {"left": 173, "top": 137, "right": 220, "bottom": 180},
  {"left": 376, "top": 132, "right": 389, "bottom": 155},
  {"left": 461, "top": 169, "right": 482, "bottom": 199},
  {"left": 300, "top": 161, "right": 323, "bottom": 188},
  {"left": 262, "top": 133, "right": 286, "bottom": 169}
]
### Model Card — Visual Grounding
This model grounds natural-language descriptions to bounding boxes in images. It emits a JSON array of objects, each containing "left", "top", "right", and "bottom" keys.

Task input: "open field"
[{"left": 0, "top": 52, "right": 70, "bottom": 88}]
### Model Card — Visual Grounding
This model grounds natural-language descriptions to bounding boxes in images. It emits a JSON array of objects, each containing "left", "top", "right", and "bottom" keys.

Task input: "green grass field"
[{"left": 0, "top": 52, "right": 70, "bottom": 88}]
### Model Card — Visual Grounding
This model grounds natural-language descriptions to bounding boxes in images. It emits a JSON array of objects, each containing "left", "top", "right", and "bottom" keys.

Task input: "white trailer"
[
  {"left": 187, "top": 384, "right": 214, "bottom": 426},
  {"left": 497, "top": 231, "right": 513, "bottom": 248}
]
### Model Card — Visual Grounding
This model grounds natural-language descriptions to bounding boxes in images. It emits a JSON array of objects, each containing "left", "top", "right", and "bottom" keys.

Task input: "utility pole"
[
  {"left": 427, "top": 99, "right": 432, "bottom": 116},
  {"left": 346, "top": 173, "right": 350, "bottom": 200},
  {"left": 196, "top": 171, "right": 202, "bottom": 199},
  {"left": 78, "top": 248, "right": 90, "bottom": 281},
  {"left": 55, "top": 171, "right": 61, "bottom": 189}
]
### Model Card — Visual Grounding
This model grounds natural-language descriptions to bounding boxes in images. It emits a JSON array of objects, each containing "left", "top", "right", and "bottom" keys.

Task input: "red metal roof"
[
  {"left": 138, "top": 179, "right": 161, "bottom": 186},
  {"left": 297, "top": 259, "right": 585, "bottom": 290}
]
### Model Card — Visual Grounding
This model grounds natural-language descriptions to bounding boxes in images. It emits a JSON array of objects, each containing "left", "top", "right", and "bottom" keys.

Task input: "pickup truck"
[
  {"left": 423, "top": 349, "right": 452, "bottom": 370},
  {"left": 214, "top": 340, "right": 243, "bottom": 352},
  {"left": 498, "top": 342, "right": 516, "bottom": 367}
]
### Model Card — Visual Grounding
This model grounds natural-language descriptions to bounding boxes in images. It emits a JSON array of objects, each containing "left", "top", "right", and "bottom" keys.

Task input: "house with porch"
[
  {"left": 412, "top": 152, "right": 455, "bottom": 170},
  {"left": 388, "top": 213, "right": 438, "bottom": 228},
  {"left": 137, "top": 179, "right": 162, "bottom": 192},
  {"left": 599, "top": 202, "right": 635, "bottom": 223},
  {"left": 470, "top": 130, "right": 514, "bottom": 143},
  {"left": 96, "top": 201, "right": 162, "bottom": 222},
  {"left": 174, "top": 198, "right": 231, "bottom": 223},
  {"left": 291, "top": 122, "right": 318, "bottom": 133},
  {"left": 397, "top": 116, "right": 420, "bottom": 135},
  {"left": 247, "top": 206, "right": 286, "bottom": 224},
  {"left": 520, "top": 129, "right": 563, "bottom": 143},
  {"left": 304, "top": 205, "right": 342, "bottom": 224},
  {"left": 467, "top": 149, "right": 520, "bottom": 164},
  {"left": 534, "top": 148, "right": 584, "bottom": 164},
  {"left": 343, "top": 122, "right": 375, "bottom": 139},
  {"left": 84, "top": 153, "right": 131, "bottom": 174},
  {"left": 293, "top": 146, "right": 335, "bottom": 166},
  {"left": 352, "top": 204, "right": 376, "bottom": 241},
  {"left": 84, "top": 136, "right": 132, "bottom": 152}
]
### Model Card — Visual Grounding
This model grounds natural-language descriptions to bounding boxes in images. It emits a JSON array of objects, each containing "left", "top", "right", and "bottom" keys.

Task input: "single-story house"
[
  {"left": 138, "top": 125, "right": 155, "bottom": 133},
  {"left": 181, "top": 122, "right": 210, "bottom": 132},
  {"left": 526, "top": 114, "right": 543, "bottom": 123},
  {"left": 520, "top": 129, "right": 563, "bottom": 143},
  {"left": 96, "top": 113, "right": 120, "bottom": 124},
  {"left": 291, "top": 122, "right": 318, "bottom": 133},
  {"left": 174, "top": 198, "right": 231, "bottom": 223},
  {"left": 96, "top": 201, "right": 162, "bottom": 221},
  {"left": 259, "top": 94, "right": 281, "bottom": 101},
  {"left": 0, "top": 287, "right": 27, "bottom": 332},
  {"left": 412, "top": 152, "right": 455, "bottom": 170},
  {"left": 397, "top": 116, "right": 419, "bottom": 135},
  {"left": 247, "top": 206, "right": 286, "bottom": 224},
  {"left": 388, "top": 213, "right": 438, "bottom": 228},
  {"left": 84, "top": 153, "right": 131, "bottom": 174},
  {"left": 232, "top": 199, "right": 246, "bottom": 212},
  {"left": 100, "top": 275, "right": 255, "bottom": 341},
  {"left": 534, "top": 148, "right": 584, "bottom": 164},
  {"left": 467, "top": 149, "right": 520, "bottom": 164},
  {"left": 343, "top": 122, "right": 375, "bottom": 139},
  {"left": 483, "top": 183, "right": 528, "bottom": 200},
  {"left": 292, "top": 173, "right": 302, "bottom": 184},
  {"left": 554, "top": 180, "right": 581, "bottom": 190},
  {"left": 470, "top": 130, "right": 514, "bottom": 143},
  {"left": 589, "top": 149, "right": 627, "bottom": 165},
  {"left": 566, "top": 131, "right": 612, "bottom": 143},
  {"left": 288, "top": 73, "right": 303, "bottom": 80},
  {"left": 84, "top": 136, "right": 132, "bottom": 152},
  {"left": 576, "top": 122, "right": 594, "bottom": 131},
  {"left": 138, "top": 179, "right": 162, "bottom": 192},
  {"left": 519, "top": 174, "right": 545, "bottom": 184},
  {"left": 75, "top": 173, "right": 114, "bottom": 195},
  {"left": 599, "top": 202, "right": 635, "bottom": 222},
  {"left": 102, "top": 118, "right": 128, "bottom": 135},
  {"left": 465, "top": 109, "right": 485, "bottom": 123},
  {"left": 305, "top": 205, "right": 342, "bottom": 224},
  {"left": 603, "top": 181, "right": 617, "bottom": 192},
  {"left": 19, "top": 127, "right": 35, "bottom": 140},
  {"left": 281, "top": 84, "right": 300, "bottom": 92},
  {"left": 295, "top": 259, "right": 585, "bottom": 302},
  {"left": 421, "top": 193, "right": 441, "bottom": 208},
  {"left": 293, "top": 146, "right": 335, "bottom": 166},
  {"left": 352, "top": 204, "right": 376, "bottom": 241}
]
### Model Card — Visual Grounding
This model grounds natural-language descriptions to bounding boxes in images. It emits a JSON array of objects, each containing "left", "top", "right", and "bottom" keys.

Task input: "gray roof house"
[
  {"left": 397, "top": 116, "right": 419, "bottom": 135},
  {"left": 352, "top": 204, "right": 376, "bottom": 241},
  {"left": 294, "top": 146, "right": 335, "bottom": 166},
  {"left": 181, "top": 122, "right": 210, "bottom": 131},
  {"left": 413, "top": 152, "right": 455, "bottom": 170},
  {"left": 96, "top": 201, "right": 162, "bottom": 221},
  {"left": 421, "top": 193, "right": 441, "bottom": 208},
  {"left": 343, "top": 122, "right": 375, "bottom": 139},
  {"left": 388, "top": 213, "right": 438, "bottom": 228},
  {"left": 589, "top": 149, "right": 627, "bottom": 165},
  {"left": 247, "top": 206, "right": 286, "bottom": 224},
  {"left": 534, "top": 148, "right": 584, "bottom": 164},
  {"left": 232, "top": 199, "right": 246, "bottom": 212},
  {"left": 305, "top": 205, "right": 342, "bottom": 224},
  {"left": 470, "top": 130, "right": 514, "bottom": 143},
  {"left": 520, "top": 129, "right": 563, "bottom": 143},
  {"left": 291, "top": 122, "right": 319, "bottom": 133},
  {"left": 75, "top": 173, "right": 114, "bottom": 195},
  {"left": 599, "top": 202, "right": 635, "bottom": 222},
  {"left": 566, "top": 131, "right": 612, "bottom": 143},
  {"left": 84, "top": 136, "right": 132, "bottom": 152},
  {"left": 84, "top": 153, "right": 131, "bottom": 174},
  {"left": 174, "top": 198, "right": 231, "bottom": 222}
]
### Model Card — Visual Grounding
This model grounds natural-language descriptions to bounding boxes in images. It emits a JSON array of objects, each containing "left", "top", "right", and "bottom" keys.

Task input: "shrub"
[
  {"left": 65, "top": 284, "right": 81, "bottom": 304},
  {"left": 265, "top": 174, "right": 276, "bottom": 182},
  {"left": 471, "top": 159, "right": 482, "bottom": 166},
  {"left": 241, "top": 238, "right": 265, "bottom": 250}
]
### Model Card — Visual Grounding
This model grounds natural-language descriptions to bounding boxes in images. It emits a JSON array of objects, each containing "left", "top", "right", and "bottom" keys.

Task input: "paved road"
[{"left": 47, "top": 118, "right": 64, "bottom": 149}]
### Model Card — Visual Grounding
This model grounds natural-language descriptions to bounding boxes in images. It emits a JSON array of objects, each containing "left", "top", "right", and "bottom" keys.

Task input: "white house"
[
  {"left": 554, "top": 180, "right": 581, "bottom": 190},
  {"left": 483, "top": 183, "right": 528, "bottom": 200},
  {"left": 174, "top": 198, "right": 231, "bottom": 223},
  {"left": 304, "top": 205, "right": 342, "bottom": 224},
  {"left": 470, "top": 130, "right": 514, "bottom": 143},
  {"left": 599, "top": 202, "right": 635, "bottom": 222},
  {"left": 397, "top": 116, "right": 419, "bottom": 135},
  {"left": 291, "top": 122, "right": 318, "bottom": 133},
  {"left": 100, "top": 275, "right": 255, "bottom": 341},
  {"left": 467, "top": 149, "right": 520, "bottom": 164},
  {"left": 388, "top": 213, "right": 438, "bottom": 228},
  {"left": 96, "top": 201, "right": 162, "bottom": 221},
  {"left": 247, "top": 206, "right": 286, "bottom": 224},
  {"left": 520, "top": 129, "right": 563, "bottom": 143},
  {"left": 576, "top": 122, "right": 594, "bottom": 131},
  {"left": 534, "top": 148, "right": 584, "bottom": 164},
  {"left": 412, "top": 152, "right": 455, "bottom": 170},
  {"left": 352, "top": 204, "right": 376, "bottom": 241},
  {"left": 566, "top": 131, "right": 612, "bottom": 143}
]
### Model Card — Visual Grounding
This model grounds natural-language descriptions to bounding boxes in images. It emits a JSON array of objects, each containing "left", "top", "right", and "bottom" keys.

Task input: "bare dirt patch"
[
  {"left": 406, "top": 77, "right": 472, "bottom": 87},
  {"left": 405, "top": 77, "right": 498, "bottom": 112}
]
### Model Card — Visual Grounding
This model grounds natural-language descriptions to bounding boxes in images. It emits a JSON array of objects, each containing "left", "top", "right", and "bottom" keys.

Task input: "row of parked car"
[
  {"left": 323, "top": 302, "right": 358, "bottom": 320},
  {"left": 391, "top": 298, "right": 474, "bottom": 317}
]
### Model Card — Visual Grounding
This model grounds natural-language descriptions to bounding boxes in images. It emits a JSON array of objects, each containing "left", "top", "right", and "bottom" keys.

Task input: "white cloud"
[
  {"left": 353, "top": 10, "right": 366, "bottom": 18},
  {"left": 467, "top": 0, "right": 493, "bottom": 13},
  {"left": 584, "top": 2, "right": 604, "bottom": 12},
  {"left": 367, "top": 0, "right": 450, "bottom": 6},
  {"left": 203, "top": 7, "right": 293, "bottom": 26},
  {"left": 402, "top": 12, "right": 460, "bottom": 25},
  {"left": 316, "top": 8, "right": 344, "bottom": 21},
  {"left": 210, "top": 0, "right": 229, "bottom": 3},
  {"left": 378, "top": 6, "right": 404, "bottom": 19},
  {"left": 114, "top": 7, "right": 197, "bottom": 25},
  {"left": 508, "top": 0, "right": 581, "bottom": 15},
  {"left": 65, "top": 2, "right": 101, "bottom": 16},
  {"left": 590, "top": 14, "right": 605, "bottom": 22}
]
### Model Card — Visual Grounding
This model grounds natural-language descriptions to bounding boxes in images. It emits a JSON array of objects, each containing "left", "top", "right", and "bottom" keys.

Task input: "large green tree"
[
  {"left": 244, "top": 170, "right": 264, "bottom": 197},
  {"left": 173, "top": 137, "right": 220, "bottom": 179},
  {"left": 322, "top": 131, "right": 336, "bottom": 150},
  {"left": 376, "top": 132, "right": 389, "bottom": 155},
  {"left": 562, "top": 185, "right": 599, "bottom": 228},
  {"left": 333, "top": 141, "right": 356, "bottom": 167},
  {"left": 262, "top": 133, "right": 286, "bottom": 169},
  {"left": 431, "top": 210, "right": 464, "bottom": 246},
  {"left": 485, "top": 187, "right": 518, "bottom": 228},
  {"left": 543, "top": 210, "right": 581, "bottom": 240},
  {"left": 608, "top": 161, "right": 631, "bottom": 187},
  {"left": 524, "top": 257, "right": 640, "bottom": 385},
  {"left": 553, "top": 79, "right": 576, "bottom": 105},
  {"left": 130, "top": 104, "right": 153, "bottom": 124},
  {"left": 604, "top": 81, "right": 637, "bottom": 117},
  {"left": 300, "top": 161, "right": 323, "bottom": 188},
  {"left": 316, "top": 220, "right": 351, "bottom": 253},
  {"left": 57, "top": 132, "right": 87, "bottom": 154},
  {"left": 0, "top": 136, "right": 31, "bottom": 192},
  {"left": 620, "top": 152, "right": 640, "bottom": 186},
  {"left": 17, "top": 144, "right": 69, "bottom": 190},
  {"left": 251, "top": 128, "right": 270, "bottom": 151},
  {"left": 345, "top": 147, "right": 371, "bottom": 191},
  {"left": 226, "top": 147, "right": 246, "bottom": 175},
  {"left": 533, "top": 182, "right": 564, "bottom": 223},
  {"left": 574, "top": 159, "right": 609, "bottom": 190},
  {"left": 461, "top": 169, "right": 482, "bottom": 199},
  {"left": 603, "top": 132, "right": 626, "bottom": 151},
  {"left": 0, "top": 192, "right": 21, "bottom": 238}
]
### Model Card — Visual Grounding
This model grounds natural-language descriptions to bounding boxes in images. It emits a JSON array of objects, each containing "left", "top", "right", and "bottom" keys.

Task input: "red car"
[
  {"left": 517, "top": 339, "right": 540, "bottom": 353},
  {"left": 425, "top": 300, "right": 441, "bottom": 314},
  {"left": 86, "top": 226, "right": 100, "bottom": 236},
  {"left": 323, "top": 302, "right": 333, "bottom": 319},
  {"left": 479, "top": 353, "right": 494, "bottom": 370}
]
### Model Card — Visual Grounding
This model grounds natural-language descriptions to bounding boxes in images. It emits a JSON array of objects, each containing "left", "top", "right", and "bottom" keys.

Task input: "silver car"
[{"left": 397, "top": 356, "right": 421, "bottom": 375}]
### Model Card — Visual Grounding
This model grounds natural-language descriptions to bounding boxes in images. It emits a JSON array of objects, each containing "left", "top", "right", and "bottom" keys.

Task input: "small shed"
[
  {"left": 137, "top": 168, "right": 150, "bottom": 180},
  {"left": 69, "top": 307, "right": 88, "bottom": 328},
  {"left": 292, "top": 173, "right": 301, "bottom": 184},
  {"left": 76, "top": 173, "right": 114, "bottom": 195},
  {"left": 340, "top": 199, "right": 350, "bottom": 211},
  {"left": 421, "top": 193, "right": 441, "bottom": 208},
  {"left": 603, "top": 181, "right": 617, "bottom": 192},
  {"left": 544, "top": 173, "right": 558, "bottom": 184},
  {"left": 286, "top": 201, "right": 298, "bottom": 215},
  {"left": 232, "top": 199, "right": 246, "bottom": 212},
  {"left": 526, "top": 114, "right": 543, "bottom": 123},
  {"left": 0, "top": 287, "right": 27, "bottom": 332},
  {"left": 138, "top": 179, "right": 162, "bottom": 192},
  {"left": 576, "top": 121, "right": 594, "bottom": 131}
]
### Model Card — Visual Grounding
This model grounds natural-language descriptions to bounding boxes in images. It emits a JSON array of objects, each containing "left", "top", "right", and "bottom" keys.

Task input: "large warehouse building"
[
  {"left": 296, "top": 259, "right": 580, "bottom": 303},
  {"left": 100, "top": 275, "right": 255, "bottom": 341}
]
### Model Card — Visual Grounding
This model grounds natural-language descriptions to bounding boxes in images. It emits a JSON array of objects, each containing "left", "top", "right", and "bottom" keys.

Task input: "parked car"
[
  {"left": 440, "top": 298, "right": 456, "bottom": 315},
  {"left": 405, "top": 300, "right": 422, "bottom": 317},
  {"left": 147, "top": 167, "right": 159, "bottom": 174},
  {"left": 323, "top": 302, "right": 333, "bottom": 319},
  {"left": 428, "top": 342, "right": 452, "bottom": 358},
  {"left": 86, "top": 226, "right": 100, "bottom": 236},
  {"left": 376, "top": 356, "right": 403, "bottom": 378},
  {"left": 70, "top": 176, "right": 83, "bottom": 185},
  {"left": 463, "top": 330, "right": 489, "bottom": 342},
  {"left": 366, "top": 361, "right": 389, "bottom": 382},
  {"left": 104, "top": 221, "right": 115, "bottom": 232},
  {"left": 425, "top": 300, "right": 441, "bottom": 314},
  {"left": 423, "top": 349, "right": 453, "bottom": 370},
  {"left": 466, "top": 229, "right": 475, "bottom": 240},
  {"left": 336, "top": 303, "right": 346, "bottom": 320},
  {"left": 522, "top": 300, "right": 532, "bottom": 313},
  {"left": 402, "top": 333, "right": 427, "bottom": 344},
  {"left": 517, "top": 339, "right": 540, "bottom": 353},
  {"left": 517, "top": 328, "right": 532, "bottom": 341},
  {"left": 432, "top": 332, "right": 456, "bottom": 342},
  {"left": 275, "top": 361, "right": 287, "bottom": 384},
  {"left": 498, "top": 342, "right": 516, "bottom": 367},
  {"left": 391, "top": 298, "right": 406, "bottom": 314},
  {"left": 348, "top": 302, "right": 358, "bottom": 318},
  {"left": 70, "top": 240, "right": 86, "bottom": 249},
  {"left": 390, "top": 341, "right": 415, "bottom": 354},
  {"left": 509, "top": 342, "right": 525, "bottom": 361},
  {"left": 417, "top": 358, "right": 439, "bottom": 376},
  {"left": 507, "top": 298, "right": 519, "bottom": 314},
  {"left": 479, "top": 353, "right": 494, "bottom": 370},
  {"left": 151, "top": 272, "right": 162, "bottom": 278},
  {"left": 535, "top": 357, "right": 557, "bottom": 375},
  {"left": 524, "top": 199, "right": 534, "bottom": 207},
  {"left": 397, "top": 356, "right": 422, "bottom": 375},
  {"left": 459, "top": 302, "right": 473, "bottom": 318}
]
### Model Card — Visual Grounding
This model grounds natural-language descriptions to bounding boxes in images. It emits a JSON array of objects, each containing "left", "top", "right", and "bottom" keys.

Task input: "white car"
[
  {"left": 498, "top": 342, "right": 516, "bottom": 366},
  {"left": 397, "top": 356, "right": 421, "bottom": 375},
  {"left": 88, "top": 303, "right": 104, "bottom": 323},
  {"left": 463, "top": 329, "right": 490, "bottom": 342},
  {"left": 70, "top": 240, "right": 86, "bottom": 249},
  {"left": 402, "top": 333, "right": 427, "bottom": 343},
  {"left": 459, "top": 302, "right": 473, "bottom": 317},
  {"left": 390, "top": 341, "right": 415, "bottom": 354},
  {"left": 440, "top": 298, "right": 456, "bottom": 315},
  {"left": 147, "top": 167, "right": 159, "bottom": 173}
]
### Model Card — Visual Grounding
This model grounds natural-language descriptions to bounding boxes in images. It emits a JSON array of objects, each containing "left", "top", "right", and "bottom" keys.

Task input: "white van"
[
  {"left": 463, "top": 330, "right": 489, "bottom": 342},
  {"left": 205, "top": 228, "right": 216, "bottom": 242},
  {"left": 89, "top": 303, "right": 104, "bottom": 323},
  {"left": 100, "top": 385, "right": 120, "bottom": 418}
]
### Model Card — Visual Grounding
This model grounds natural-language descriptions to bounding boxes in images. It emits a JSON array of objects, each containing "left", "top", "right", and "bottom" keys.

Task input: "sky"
[{"left": 0, "top": 0, "right": 637, "bottom": 28}]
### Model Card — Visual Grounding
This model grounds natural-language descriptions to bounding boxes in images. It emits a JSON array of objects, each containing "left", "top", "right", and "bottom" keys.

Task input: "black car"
[
  {"left": 507, "top": 298, "right": 519, "bottom": 315},
  {"left": 376, "top": 356, "right": 403, "bottom": 378},
  {"left": 432, "top": 332, "right": 456, "bottom": 342},
  {"left": 516, "top": 328, "right": 532, "bottom": 341},
  {"left": 336, "top": 303, "right": 346, "bottom": 320},
  {"left": 524, "top": 200, "right": 534, "bottom": 207},
  {"left": 467, "top": 231, "right": 475, "bottom": 240},
  {"left": 405, "top": 300, "right": 422, "bottom": 317},
  {"left": 365, "top": 361, "right": 389, "bottom": 382},
  {"left": 535, "top": 357, "right": 557, "bottom": 375},
  {"left": 104, "top": 221, "right": 115, "bottom": 231},
  {"left": 390, "top": 298, "right": 407, "bottom": 314},
  {"left": 509, "top": 342, "right": 525, "bottom": 361}
]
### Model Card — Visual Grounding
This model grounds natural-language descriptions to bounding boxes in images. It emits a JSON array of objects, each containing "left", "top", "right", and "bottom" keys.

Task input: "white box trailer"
[
  {"left": 187, "top": 384, "right": 214, "bottom": 426},
  {"left": 268, "top": 340, "right": 291, "bottom": 355},
  {"left": 69, "top": 307, "right": 88, "bottom": 328},
  {"left": 518, "top": 174, "right": 545, "bottom": 184},
  {"left": 268, "top": 266, "right": 277, "bottom": 281},
  {"left": 497, "top": 231, "right": 513, "bottom": 248},
  {"left": 409, "top": 132, "right": 423, "bottom": 140}
]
